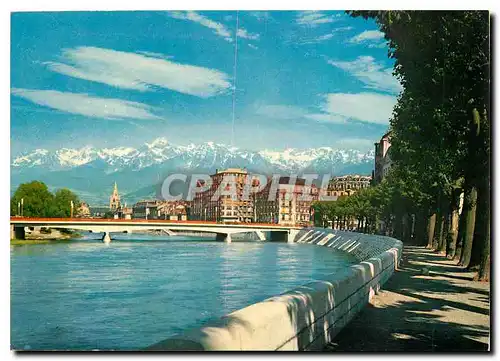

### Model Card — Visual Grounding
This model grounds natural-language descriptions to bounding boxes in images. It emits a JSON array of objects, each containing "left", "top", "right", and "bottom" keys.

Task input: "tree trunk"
[
  {"left": 437, "top": 208, "right": 448, "bottom": 253},
  {"left": 469, "top": 175, "right": 490, "bottom": 275},
  {"left": 447, "top": 190, "right": 461, "bottom": 258},
  {"left": 454, "top": 192, "right": 466, "bottom": 261},
  {"left": 478, "top": 162, "right": 491, "bottom": 281},
  {"left": 434, "top": 212, "right": 444, "bottom": 251},
  {"left": 433, "top": 209, "right": 442, "bottom": 250},
  {"left": 427, "top": 212, "right": 436, "bottom": 249},
  {"left": 414, "top": 210, "right": 427, "bottom": 246},
  {"left": 433, "top": 192, "right": 445, "bottom": 252},
  {"left": 461, "top": 107, "right": 486, "bottom": 269},
  {"left": 402, "top": 213, "right": 412, "bottom": 244},
  {"left": 477, "top": 103, "right": 491, "bottom": 282},
  {"left": 393, "top": 213, "right": 401, "bottom": 240},
  {"left": 459, "top": 186, "right": 477, "bottom": 267},
  {"left": 478, "top": 187, "right": 490, "bottom": 281}
]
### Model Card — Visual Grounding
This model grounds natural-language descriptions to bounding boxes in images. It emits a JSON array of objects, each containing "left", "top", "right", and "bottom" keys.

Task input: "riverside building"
[
  {"left": 326, "top": 175, "right": 372, "bottom": 198},
  {"left": 374, "top": 131, "right": 392, "bottom": 184},
  {"left": 132, "top": 200, "right": 188, "bottom": 220},
  {"left": 191, "top": 168, "right": 254, "bottom": 223},
  {"left": 254, "top": 176, "right": 318, "bottom": 226}
]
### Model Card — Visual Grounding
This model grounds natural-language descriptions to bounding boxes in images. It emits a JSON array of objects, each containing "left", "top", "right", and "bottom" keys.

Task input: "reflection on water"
[{"left": 11, "top": 233, "right": 356, "bottom": 350}]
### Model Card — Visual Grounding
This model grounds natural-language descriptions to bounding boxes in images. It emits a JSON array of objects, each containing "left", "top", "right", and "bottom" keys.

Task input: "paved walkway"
[{"left": 325, "top": 246, "right": 490, "bottom": 352}]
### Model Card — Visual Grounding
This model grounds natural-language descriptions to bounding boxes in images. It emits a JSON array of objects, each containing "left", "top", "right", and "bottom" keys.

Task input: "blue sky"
[{"left": 11, "top": 10, "right": 401, "bottom": 155}]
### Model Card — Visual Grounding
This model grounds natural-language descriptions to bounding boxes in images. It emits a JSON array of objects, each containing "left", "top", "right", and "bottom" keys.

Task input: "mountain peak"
[
  {"left": 12, "top": 140, "right": 375, "bottom": 176},
  {"left": 146, "top": 137, "right": 169, "bottom": 148},
  {"left": 12, "top": 140, "right": 375, "bottom": 203}
]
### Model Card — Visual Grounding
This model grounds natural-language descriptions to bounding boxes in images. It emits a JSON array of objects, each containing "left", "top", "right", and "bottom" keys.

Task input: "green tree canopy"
[
  {"left": 10, "top": 181, "right": 80, "bottom": 218},
  {"left": 52, "top": 188, "right": 81, "bottom": 218},
  {"left": 11, "top": 181, "right": 54, "bottom": 217}
]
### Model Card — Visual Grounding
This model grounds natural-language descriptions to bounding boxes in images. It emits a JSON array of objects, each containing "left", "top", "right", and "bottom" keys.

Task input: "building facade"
[
  {"left": 77, "top": 202, "right": 91, "bottom": 218},
  {"left": 326, "top": 175, "right": 372, "bottom": 198},
  {"left": 255, "top": 176, "right": 318, "bottom": 226},
  {"left": 158, "top": 201, "right": 190, "bottom": 220},
  {"left": 116, "top": 204, "right": 133, "bottom": 219},
  {"left": 89, "top": 206, "right": 110, "bottom": 218},
  {"left": 132, "top": 200, "right": 188, "bottom": 220},
  {"left": 191, "top": 168, "right": 254, "bottom": 223},
  {"left": 374, "top": 131, "right": 392, "bottom": 184}
]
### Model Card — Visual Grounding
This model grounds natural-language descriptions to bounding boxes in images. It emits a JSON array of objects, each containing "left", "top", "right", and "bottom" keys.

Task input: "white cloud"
[
  {"left": 255, "top": 92, "right": 396, "bottom": 126},
  {"left": 297, "top": 26, "right": 353, "bottom": 45},
  {"left": 11, "top": 88, "right": 161, "bottom": 120},
  {"left": 304, "top": 113, "right": 347, "bottom": 123},
  {"left": 248, "top": 44, "right": 259, "bottom": 50},
  {"left": 169, "top": 11, "right": 233, "bottom": 42},
  {"left": 45, "top": 47, "right": 231, "bottom": 98},
  {"left": 298, "top": 33, "right": 335, "bottom": 45},
  {"left": 296, "top": 11, "right": 338, "bottom": 27},
  {"left": 349, "top": 30, "right": 384, "bottom": 43},
  {"left": 328, "top": 56, "right": 402, "bottom": 94},
  {"left": 320, "top": 92, "right": 397, "bottom": 125},
  {"left": 136, "top": 51, "right": 174, "bottom": 60},
  {"left": 316, "top": 33, "right": 335, "bottom": 41},
  {"left": 348, "top": 30, "right": 386, "bottom": 48},
  {"left": 249, "top": 11, "right": 272, "bottom": 22},
  {"left": 255, "top": 104, "right": 347, "bottom": 125},
  {"left": 237, "top": 28, "right": 260, "bottom": 41}
]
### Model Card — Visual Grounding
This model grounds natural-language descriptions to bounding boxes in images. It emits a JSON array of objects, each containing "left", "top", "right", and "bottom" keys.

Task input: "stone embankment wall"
[
  {"left": 147, "top": 228, "right": 403, "bottom": 351},
  {"left": 11, "top": 226, "right": 79, "bottom": 240}
]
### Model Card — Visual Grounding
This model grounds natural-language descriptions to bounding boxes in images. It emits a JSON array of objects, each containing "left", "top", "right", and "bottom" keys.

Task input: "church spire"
[{"left": 110, "top": 181, "right": 121, "bottom": 211}]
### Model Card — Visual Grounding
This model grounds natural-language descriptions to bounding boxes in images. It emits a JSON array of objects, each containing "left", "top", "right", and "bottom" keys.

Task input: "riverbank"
[
  {"left": 325, "top": 246, "right": 490, "bottom": 352},
  {"left": 25, "top": 228, "right": 81, "bottom": 240},
  {"left": 10, "top": 238, "right": 73, "bottom": 246},
  {"left": 11, "top": 227, "right": 81, "bottom": 245}
]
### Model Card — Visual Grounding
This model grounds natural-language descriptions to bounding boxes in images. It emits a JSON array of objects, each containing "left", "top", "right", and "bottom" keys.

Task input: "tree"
[
  {"left": 349, "top": 11, "right": 490, "bottom": 280},
  {"left": 10, "top": 181, "right": 54, "bottom": 217},
  {"left": 51, "top": 188, "right": 81, "bottom": 218},
  {"left": 10, "top": 181, "right": 81, "bottom": 218}
]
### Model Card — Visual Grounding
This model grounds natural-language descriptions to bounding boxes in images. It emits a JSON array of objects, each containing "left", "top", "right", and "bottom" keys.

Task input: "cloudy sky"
[{"left": 11, "top": 11, "right": 401, "bottom": 155}]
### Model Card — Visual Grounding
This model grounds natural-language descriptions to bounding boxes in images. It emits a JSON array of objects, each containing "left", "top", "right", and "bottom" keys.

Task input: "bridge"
[{"left": 10, "top": 217, "right": 301, "bottom": 244}]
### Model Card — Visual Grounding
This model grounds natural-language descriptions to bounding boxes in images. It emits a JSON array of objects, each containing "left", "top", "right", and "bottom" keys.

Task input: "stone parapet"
[{"left": 147, "top": 228, "right": 403, "bottom": 351}]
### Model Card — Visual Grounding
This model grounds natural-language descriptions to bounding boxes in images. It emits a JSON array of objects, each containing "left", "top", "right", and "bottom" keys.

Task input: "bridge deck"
[{"left": 10, "top": 217, "right": 301, "bottom": 231}]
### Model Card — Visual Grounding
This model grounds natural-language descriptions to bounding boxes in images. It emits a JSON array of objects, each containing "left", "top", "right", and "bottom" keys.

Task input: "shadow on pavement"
[{"left": 325, "top": 246, "right": 490, "bottom": 352}]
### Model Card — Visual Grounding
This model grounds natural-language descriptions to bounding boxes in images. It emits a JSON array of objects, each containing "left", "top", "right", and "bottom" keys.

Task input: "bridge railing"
[{"left": 10, "top": 217, "right": 304, "bottom": 228}]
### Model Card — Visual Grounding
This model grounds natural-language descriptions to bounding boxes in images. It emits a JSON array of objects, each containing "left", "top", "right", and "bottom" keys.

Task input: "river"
[{"left": 10, "top": 233, "right": 356, "bottom": 350}]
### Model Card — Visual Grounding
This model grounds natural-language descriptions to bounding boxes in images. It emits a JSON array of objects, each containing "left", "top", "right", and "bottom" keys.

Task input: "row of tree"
[
  {"left": 314, "top": 11, "right": 490, "bottom": 281},
  {"left": 10, "top": 181, "right": 81, "bottom": 218}
]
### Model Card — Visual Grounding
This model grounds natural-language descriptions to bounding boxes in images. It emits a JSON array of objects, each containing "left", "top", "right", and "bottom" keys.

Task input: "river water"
[{"left": 10, "top": 233, "right": 356, "bottom": 350}]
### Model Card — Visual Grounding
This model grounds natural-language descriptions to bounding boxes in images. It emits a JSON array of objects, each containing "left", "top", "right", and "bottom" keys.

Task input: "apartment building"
[
  {"left": 191, "top": 168, "right": 254, "bottom": 223},
  {"left": 327, "top": 174, "right": 372, "bottom": 198},
  {"left": 255, "top": 176, "right": 318, "bottom": 226}
]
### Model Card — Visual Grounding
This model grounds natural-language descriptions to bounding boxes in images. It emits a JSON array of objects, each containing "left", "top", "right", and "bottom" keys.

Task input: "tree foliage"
[
  {"left": 315, "top": 11, "right": 490, "bottom": 280},
  {"left": 10, "top": 181, "right": 80, "bottom": 218}
]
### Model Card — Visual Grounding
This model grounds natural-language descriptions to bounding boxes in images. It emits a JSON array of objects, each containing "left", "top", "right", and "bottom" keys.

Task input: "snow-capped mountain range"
[{"left": 11, "top": 137, "right": 375, "bottom": 204}]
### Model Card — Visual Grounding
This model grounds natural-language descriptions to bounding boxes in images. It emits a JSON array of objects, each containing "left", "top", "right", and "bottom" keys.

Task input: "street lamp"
[
  {"left": 21, "top": 198, "right": 24, "bottom": 217},
  {"left": 70, "top": 200, "right": 74, "bottom": 218}
]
